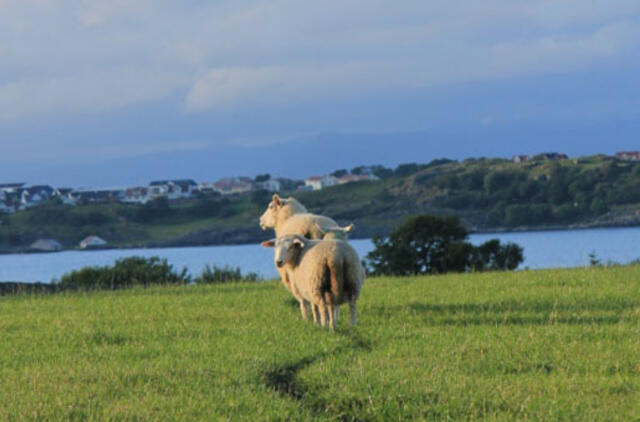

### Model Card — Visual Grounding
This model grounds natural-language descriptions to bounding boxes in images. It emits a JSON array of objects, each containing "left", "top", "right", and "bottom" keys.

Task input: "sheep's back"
[
  {"left": 278, "top": 214, "right": 340, "bottom": 239},
  {"left": 292, "top": 240, "right": 363, "bottom": 305}
]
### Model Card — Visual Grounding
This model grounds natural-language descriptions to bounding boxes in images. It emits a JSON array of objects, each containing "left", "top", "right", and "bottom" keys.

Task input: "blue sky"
[{"left": 1, "top": 1, "right": 639, "bottom": 187}]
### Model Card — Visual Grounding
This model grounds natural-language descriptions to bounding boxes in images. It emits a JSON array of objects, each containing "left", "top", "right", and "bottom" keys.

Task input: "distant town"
[
  {"left": 3, "top": 150, "right": 640, "bottom": 253},
  {"left": 0, "top": 168, "right": 381, "bottom": 215},
  {"left": 2, "top": 151, "right": 640, "bottom": 217}
]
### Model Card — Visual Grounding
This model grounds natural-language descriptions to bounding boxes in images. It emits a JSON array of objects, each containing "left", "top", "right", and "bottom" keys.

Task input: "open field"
[{"left": 2, "top": 266, "right": 640, "bottom": 420}]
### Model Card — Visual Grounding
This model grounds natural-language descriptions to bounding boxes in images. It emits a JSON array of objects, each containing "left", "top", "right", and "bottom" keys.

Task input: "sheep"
[
  {"left": 259, "top": 194, "right": 354, "bottom": 322},
  {"left": 261, "top": 234, "right": 365, "bottom": 329},
  {"left": 259, "top": 194, "right": 354, "bottom": 240}
]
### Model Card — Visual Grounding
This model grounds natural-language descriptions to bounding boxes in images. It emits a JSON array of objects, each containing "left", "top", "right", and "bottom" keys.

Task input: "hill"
[
  {"left": 2, "top": 266, "right": 640, "bottom": 419},
  {"left": 2, "top": 154, "right": 640, "bottom": 251}
]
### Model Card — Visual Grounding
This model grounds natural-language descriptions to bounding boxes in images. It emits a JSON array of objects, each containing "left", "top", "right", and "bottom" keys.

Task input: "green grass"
[{"left": 2, "top": 266, "right": 640, "bottom": 420}]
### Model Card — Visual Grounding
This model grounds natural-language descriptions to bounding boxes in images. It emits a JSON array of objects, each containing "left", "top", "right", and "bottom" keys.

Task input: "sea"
[{"left": 1, "top": 227, "right": 638, "bottom": 283}]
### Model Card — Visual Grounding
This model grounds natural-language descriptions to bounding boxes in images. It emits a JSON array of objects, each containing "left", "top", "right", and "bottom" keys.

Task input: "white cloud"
[
  {"left": 186, "top": 20, "right": 640, "bottom": 111},
  {"left": 1, "top": 0, "right": 639, "bottom": 120},
  {"left": 0, "top": 69, "right": 188, "bottom": 120}
]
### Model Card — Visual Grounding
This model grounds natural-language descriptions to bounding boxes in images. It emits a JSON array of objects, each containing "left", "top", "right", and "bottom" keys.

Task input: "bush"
[
  {"left": 58, "top": 256, "right": 190, "bottom": 290},
  {"left": 195, "top": 265, "right": 260, "bottom": 284},
  {"left": 470, "top": 239, "right": 523, "bottom": 271},
  {"left": 364, "top": 214, "right": 524, "bottom": 276}
]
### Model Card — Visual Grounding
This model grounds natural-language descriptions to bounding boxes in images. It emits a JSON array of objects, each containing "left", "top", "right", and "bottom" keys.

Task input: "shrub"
[
  {"left": 195, "top": 265, "right": 260, "bottom": 284},
  {"left": 470, "top": 239, "right": 524, "bottom": 271},
  {"left": 58, "top": 256, "right": 190, "bottom": 290}
]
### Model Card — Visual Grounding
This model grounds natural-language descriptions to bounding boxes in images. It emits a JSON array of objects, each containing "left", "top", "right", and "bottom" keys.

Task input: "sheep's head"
[
  {"left": 259, "top": 194, "right": 307, "bottom": 231},
  {"left": 261, "top": 235, "right": 305, "bottom": 268}
]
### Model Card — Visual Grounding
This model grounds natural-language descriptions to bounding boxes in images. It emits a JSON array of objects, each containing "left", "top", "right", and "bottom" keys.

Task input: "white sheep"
[
  {"left": 259, "top": 194, "right": 354, "bottom": 240},
  {"left": 261, "top": 234, "right": 365, "bottom": 329},
  {"left": 259, "top": 194, "right": 354, "bottom": 322}
]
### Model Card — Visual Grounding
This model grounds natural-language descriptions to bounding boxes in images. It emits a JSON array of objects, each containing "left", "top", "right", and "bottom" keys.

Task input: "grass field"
[{"left": 2, "top": 266, "right": 640, "bottom": 420}]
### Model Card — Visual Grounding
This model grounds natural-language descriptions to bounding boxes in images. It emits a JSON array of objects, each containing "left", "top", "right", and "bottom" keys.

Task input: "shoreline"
[{"left": 2, "top": 221, "right": 640, "bottom": 256}]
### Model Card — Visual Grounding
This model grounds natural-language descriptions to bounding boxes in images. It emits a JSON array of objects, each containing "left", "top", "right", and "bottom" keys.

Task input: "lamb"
[
  {"left": 261, "top": 234, "right": 365, "bottom": 329},
  {"left": 259, "top": 194, "right": 354, "bottom": 240}
]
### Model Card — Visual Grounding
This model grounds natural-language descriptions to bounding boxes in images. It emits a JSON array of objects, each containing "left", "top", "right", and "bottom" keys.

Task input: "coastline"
[{"left": 2, "top": 219, "right": 639, "bottom": 256}]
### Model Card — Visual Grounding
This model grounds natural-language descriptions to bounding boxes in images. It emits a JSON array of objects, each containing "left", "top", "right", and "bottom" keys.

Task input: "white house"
[
  {"left": 56, "top": 188, "right": 77, "bottom": 206},
  {"left": 149, "top": 180, "right": 198, "bottom": 200},
  {"left": 0, "top": 183, "right": 25, "bottom": 194},
  {"left": 304, "top": 175, "right": 337, "bottom": 191},
  {"left": 30, "top": 238, "right": 62, "bottom": 252},
  {"left": 23, "top": 185, "right": 58, "bottom": 208},
  {"left": 122, "top": 187, "right": 150, "bottom": 204},
  {"left": 616, "top": 151, "right": 640, "bottom": 161},
  {"left": 337, "top": 174, "right": 380, "bottom": 185},
  {"left": 213, "top": 177, "right": 253, "bottom": 195},
  {"left": 79, "top": 235, "right": 108, "bottom": 249},
  {"left": 257, "top": 179, "right": 282, "bottom": 192},
  {"left": 511, "top": 155, "right": 530, "bottom": 163}
]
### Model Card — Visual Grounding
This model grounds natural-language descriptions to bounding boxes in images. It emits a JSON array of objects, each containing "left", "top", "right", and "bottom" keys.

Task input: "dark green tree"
[
  {"left": 394, "top": 163, "right": 423, "bottom": 177},
  {"left": 254, "top": 173, "right": 271, "bottom": 182},
  {"left": 330, "top": 169, "right": 348, "bottom": 178},
  {"left": 365, "top": 215, "right": 468, "bottom": 275},
  {"left": 365, "top": 215, "right": 524, "bottom": 276},
  {"left": 470, "top": 239, "right": 523, "bottom": 271}
]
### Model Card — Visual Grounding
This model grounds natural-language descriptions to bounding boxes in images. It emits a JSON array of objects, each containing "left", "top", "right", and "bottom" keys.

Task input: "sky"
[{"left": 1, "top": 0, "right": 640, "bottom": 187}]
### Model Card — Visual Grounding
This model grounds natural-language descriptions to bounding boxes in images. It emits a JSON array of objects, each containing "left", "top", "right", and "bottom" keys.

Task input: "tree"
[
  {"left": 590, "top": 197, "right": 607, "bottom": 215},
  {"left": 365, "top": 215, "right": 468, "bottom": 276},
  {"left": 394, "top": 163, "right": 423, "bottom": 177},
  {"left": 330, "top": 169, "right": 348, "bottom": 178},
  {"left": 483, "top": 171, "right": 511, "bottom": 195},
  {"left": 470, "top": 239, "right": 523, "bottom": 271},
  {"left": 254, "top": 173, "right": 271, "bottom": 182},
  {"left": 364, "top": 214, "right": 524, "bottom": 276}
]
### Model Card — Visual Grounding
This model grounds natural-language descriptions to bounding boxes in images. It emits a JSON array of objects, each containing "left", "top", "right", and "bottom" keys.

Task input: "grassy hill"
[
  {"left": 3, "top": 154, "right": 640, "bottom": 251},
  {"left": 2, "top": 266, "right": 640, "bottom": 420}
]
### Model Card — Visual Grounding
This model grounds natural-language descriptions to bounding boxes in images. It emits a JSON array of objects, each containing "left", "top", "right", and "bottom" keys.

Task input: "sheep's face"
[
  {"left": 261, "top": 235, "right": 305, "bottom": 268},
  {"left": 259, "top": 194, "right": 307, "bottom": 231},
  {"left": 259, "top": 195, "right": 281, "bottom": 230}
]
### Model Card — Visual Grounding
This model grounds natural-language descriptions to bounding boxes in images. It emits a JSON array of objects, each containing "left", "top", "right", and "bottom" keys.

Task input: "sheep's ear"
[
  {"left": 261, "top": 239, "right": 276, "bottom": 248},
  {"left": 272, "top": 194, "right": 281, "bottom": 205},
  {"left": 293, "top": 238, "right": 305, "bottom": 248}
]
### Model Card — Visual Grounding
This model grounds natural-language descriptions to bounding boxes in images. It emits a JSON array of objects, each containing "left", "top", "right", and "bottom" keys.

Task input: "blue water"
[{"left": 0, "top": 227, "right": 638, "bottom": 283}]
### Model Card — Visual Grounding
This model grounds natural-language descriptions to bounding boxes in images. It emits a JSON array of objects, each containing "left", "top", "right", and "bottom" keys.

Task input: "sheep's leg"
[
  {"left": 318, "top": 302, "right": 328, "bottom": 327},
  {"left": 312, "top": 304, "right": 320, "bottom": 324},
  {"left": 327, "top": 305, "right": 336, "bottom": 330},
  {"left": 299, "top": 299, "right": 307, "bottom": 321},
  {"left": 305, "top": 301, "right": 314, "bottom": 320},
  {"left": 349, "top": 299, "right": 357, "bottom": 326}
]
